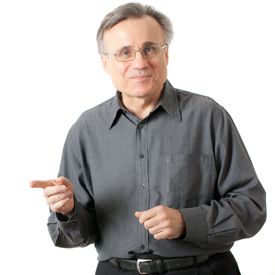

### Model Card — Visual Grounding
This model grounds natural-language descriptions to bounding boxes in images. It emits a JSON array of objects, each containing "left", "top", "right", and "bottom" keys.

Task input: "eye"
[
  {"left": 117, "top": 49, "right": 134, "bottom": 60},
  {"left": 117, "top": 49, "right": 133, "bottom": 58},
  {"left": 121, "top": 50, "right": 130, "bottom": 56},
  {"left": 145, "top": 46, "right": 156, "bottom": 53}
]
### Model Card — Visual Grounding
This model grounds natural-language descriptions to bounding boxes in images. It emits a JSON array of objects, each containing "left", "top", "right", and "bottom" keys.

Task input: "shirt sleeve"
[
  {"left": 179, "top": 106, "right": 266, "bottom": 248},
  {"left": 47, "top": 121, "right": 98, "bottom": 248}
]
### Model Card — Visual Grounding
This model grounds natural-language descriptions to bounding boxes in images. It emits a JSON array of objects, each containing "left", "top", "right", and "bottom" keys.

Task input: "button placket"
[{"left": 136, "top": 122, "right": 149, "bottom": 253}]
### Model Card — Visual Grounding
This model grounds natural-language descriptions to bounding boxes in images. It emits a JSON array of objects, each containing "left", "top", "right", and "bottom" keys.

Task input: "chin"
[
  {"left": 131, "top": 88, "right": 155, "bottom": 98},
  {"left": 131, "top": 82, "right": 158, "bottom": 96}
]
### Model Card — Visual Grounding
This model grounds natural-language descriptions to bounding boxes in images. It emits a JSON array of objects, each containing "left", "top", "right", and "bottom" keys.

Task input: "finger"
[
  {"left": 56, "top": 177, "right": 74, "bottom": 194},
  {"left": 50, "top": 198, "right": 70, "bottom": 213},
  {"left": 138, "top": 209, "right": 157, "bottom": 225},
  {"left": 146, "top": 221, "right": 173, "bottom": 240},
  {"left": 153, "top": 231, "right": 167, "bottom": 240},
  {"left": 43, "top": 185, "right": 67, "bottom": 198},
  {"left": 144, "top": 218, "right": 160, "bottom": 230},
  {"left": 46, "top": 190, "right": 73, "bottom": 206},
  {"left": 135, "top": 211, "right": 143, "bottom": 219},
  {"left": 149, "top": 224, "right": 164, "bottom": 236},
  {"left": 29, "top": 180, "right": 55, "bottom": 189}
]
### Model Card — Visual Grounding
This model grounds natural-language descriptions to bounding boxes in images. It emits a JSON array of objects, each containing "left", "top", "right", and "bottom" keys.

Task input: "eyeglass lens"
[{"left": 116, "top": 45, "right": 162, "bottom": 61}]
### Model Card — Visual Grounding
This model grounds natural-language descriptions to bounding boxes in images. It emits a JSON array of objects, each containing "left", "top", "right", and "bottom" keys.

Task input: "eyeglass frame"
[{"left": 103, "top": 44, "right": 167, "bottom": 62}]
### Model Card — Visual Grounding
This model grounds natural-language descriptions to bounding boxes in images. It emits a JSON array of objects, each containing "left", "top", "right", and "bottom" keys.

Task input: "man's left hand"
[{"left": 135, "top": 205, "right": 186, "bottom": 240}]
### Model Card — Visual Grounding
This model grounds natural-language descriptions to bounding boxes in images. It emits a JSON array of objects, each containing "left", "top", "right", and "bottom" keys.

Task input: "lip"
[{"left": 131, "top": 75, "right": 150, "bottom": 81}]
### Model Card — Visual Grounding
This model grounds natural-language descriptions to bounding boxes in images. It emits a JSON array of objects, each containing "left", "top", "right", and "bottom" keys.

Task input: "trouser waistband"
[{"left": 109, "top": 255, "right": 209, "bottom": 274}]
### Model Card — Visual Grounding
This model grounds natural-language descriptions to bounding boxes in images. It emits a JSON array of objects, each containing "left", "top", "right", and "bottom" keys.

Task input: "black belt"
[{"left": 109, "top": 255, "right": 209, "bottom": 274}]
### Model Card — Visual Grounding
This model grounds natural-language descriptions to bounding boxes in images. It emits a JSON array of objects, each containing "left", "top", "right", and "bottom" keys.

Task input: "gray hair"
[{"left": 96, "top": 2, "right": 174, "bottom": 54}]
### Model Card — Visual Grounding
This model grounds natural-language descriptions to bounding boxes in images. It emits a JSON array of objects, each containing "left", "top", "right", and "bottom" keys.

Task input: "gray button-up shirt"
[{"left": 48, "top": 80, "right": 266, "bottom": 261}]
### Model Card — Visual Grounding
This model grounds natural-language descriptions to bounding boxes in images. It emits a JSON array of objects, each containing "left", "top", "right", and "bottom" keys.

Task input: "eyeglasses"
[{"left": 104, "top": 44, "right": 167, "bottom": 62}]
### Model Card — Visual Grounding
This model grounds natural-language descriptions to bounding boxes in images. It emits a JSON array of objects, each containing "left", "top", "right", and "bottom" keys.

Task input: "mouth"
[{"left": 131, "top": 75, "right": 151, "bottom": 81}]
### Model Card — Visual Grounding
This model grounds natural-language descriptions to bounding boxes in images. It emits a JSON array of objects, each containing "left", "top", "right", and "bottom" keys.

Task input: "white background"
[{"left": 0, "top": 0, "right": 274, "bottom": 274}]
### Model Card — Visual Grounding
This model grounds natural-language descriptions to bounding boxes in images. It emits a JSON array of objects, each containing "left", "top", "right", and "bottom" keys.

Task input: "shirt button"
[
  {"left": 139, "top": 154, "right": 144, "bottom": 159},
  {"left": 140, "top": 184, "right": 146, "bottom": 189},
  {"left": 139, "top": 124, "right": 144, "bottom": 129},
  {"left": 140, "top": 245, "right": 145, "bottom": 250}
]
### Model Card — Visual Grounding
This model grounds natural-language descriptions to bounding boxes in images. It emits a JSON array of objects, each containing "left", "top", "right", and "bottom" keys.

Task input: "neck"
[{"left": 121, "top": 90, "right": 162, "bottom": 120}]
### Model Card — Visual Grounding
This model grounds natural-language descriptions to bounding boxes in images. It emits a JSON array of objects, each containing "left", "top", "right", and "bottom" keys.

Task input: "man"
[{"left": 30, "top": 3, "right": 266, "bottom": 275}]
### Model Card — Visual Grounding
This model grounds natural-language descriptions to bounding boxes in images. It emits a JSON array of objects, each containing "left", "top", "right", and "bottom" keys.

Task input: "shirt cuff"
[
  {"left": 178, "top": 206, "right": 208, "bottom": 246},
  {"left": 52, "top": 199, "right": 84, "bottom": 244}
]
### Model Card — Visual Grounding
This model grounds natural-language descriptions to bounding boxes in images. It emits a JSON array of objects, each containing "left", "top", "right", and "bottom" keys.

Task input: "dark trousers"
[{"left": 95, "top": 252, "right": 241, "bottom": 275}]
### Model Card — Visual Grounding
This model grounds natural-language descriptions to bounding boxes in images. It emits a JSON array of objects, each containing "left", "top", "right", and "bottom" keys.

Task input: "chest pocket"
[{"left": 165, "top": 154, "right": 212, "bottom": 202}]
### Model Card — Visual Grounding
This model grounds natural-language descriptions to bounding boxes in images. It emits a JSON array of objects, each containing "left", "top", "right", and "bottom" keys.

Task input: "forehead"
[{"left": 103, "top": 15, "right": 165, "bottom": 51}]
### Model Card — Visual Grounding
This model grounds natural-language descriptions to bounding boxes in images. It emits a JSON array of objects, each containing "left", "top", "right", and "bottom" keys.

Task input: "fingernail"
[{"left": 61, "top": 186, "right": 66, "bottom": 191}]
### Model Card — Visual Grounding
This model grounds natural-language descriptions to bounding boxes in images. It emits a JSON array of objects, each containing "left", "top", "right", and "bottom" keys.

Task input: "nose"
[{"left": 132, "top": 50, "right": 148, "bottom": 69}]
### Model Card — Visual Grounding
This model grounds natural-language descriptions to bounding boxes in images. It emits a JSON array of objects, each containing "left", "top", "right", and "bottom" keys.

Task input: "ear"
[
  {"left": 101, "top": 55, "right": 110, "bottom": 75},
  {"left": 165, "top": 44, "right": 169, "bottom": 65}
]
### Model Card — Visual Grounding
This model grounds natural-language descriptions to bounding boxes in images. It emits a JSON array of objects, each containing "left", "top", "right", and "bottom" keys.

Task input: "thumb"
[
  {"left": 55, "top": 177, "right": 71, "bottom": 186},
  {"left": 55, "top": 177, "right": 74, "bottom": 193}
]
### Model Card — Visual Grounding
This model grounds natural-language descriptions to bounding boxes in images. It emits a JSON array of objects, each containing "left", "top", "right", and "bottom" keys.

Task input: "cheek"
[
  {"left": 109, "top": 64, "right": 129, "bottom": 87},
  {"left": 153, "top": 60, "right": 168, "bottom": 81},
  {"left": 110, "top": 62, "right": 127, "bottom": 77}
]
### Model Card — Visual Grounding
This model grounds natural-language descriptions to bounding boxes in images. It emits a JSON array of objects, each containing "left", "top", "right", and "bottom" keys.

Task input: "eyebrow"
[
  {"left": 143, "top": 41, "right": 159, "bottom": 47},
  {"left": 115, "top": 41, "right": 159, "bottom": 52},
  {"left": 116, "top": 45, "right": 132, "bottom": 52}
]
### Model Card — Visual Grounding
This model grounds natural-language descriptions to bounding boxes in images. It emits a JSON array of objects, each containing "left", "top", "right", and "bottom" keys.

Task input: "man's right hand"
[{"left": 29, "top": 177, "right": 74, "bottom": 219}]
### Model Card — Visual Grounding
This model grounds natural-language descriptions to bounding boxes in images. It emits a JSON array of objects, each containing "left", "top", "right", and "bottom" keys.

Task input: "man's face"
[{"left": 101, "top": 15, "right": 169, "bottom": 101}]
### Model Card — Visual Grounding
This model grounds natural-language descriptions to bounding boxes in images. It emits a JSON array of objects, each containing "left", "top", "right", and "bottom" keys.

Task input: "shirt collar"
[
  {"left": 108, "top": 80, "right": 181, "bottom": 129},
  {"left": 157, "top": 80, "right": 181, "bottom": 121}
]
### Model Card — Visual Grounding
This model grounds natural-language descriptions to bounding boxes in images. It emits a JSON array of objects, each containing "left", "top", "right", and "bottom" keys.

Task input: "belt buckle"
[{"left": 137, "top": 259, "right": 153, "bottom": 274}]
